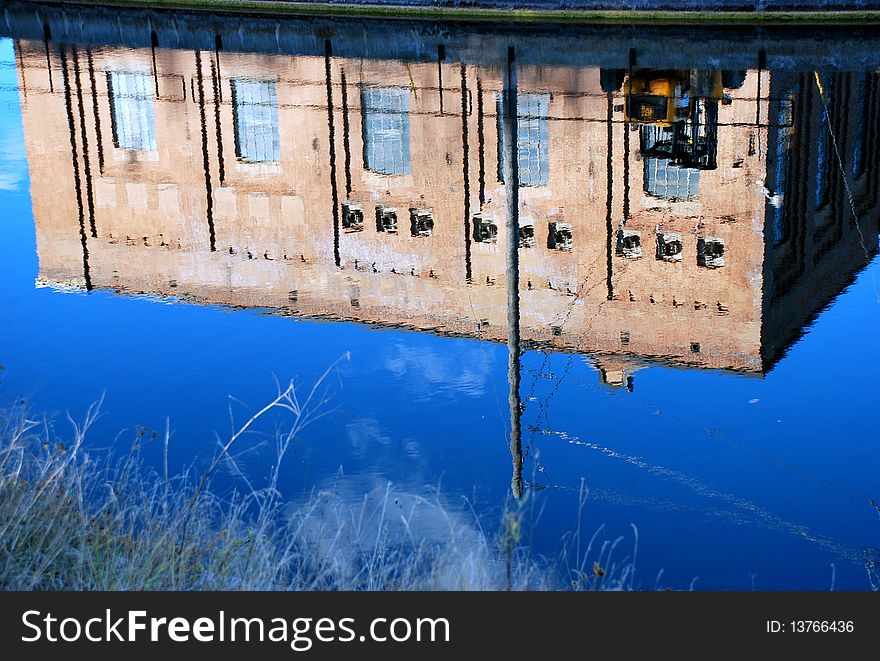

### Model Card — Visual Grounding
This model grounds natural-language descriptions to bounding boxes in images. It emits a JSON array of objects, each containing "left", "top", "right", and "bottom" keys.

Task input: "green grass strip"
[{"left": 37, "top": 0, "right": 880, "bottom": 26}]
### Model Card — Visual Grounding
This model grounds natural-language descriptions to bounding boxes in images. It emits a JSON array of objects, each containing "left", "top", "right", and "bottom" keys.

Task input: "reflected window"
[
  {"left": 473, "top": 214, "right": 498, "bottom": 243},
  {"left": 231, "top": 79, "right": 280, "bottom": 163},
  {"left": 107, "top": 71, "right": 156, "bottom": 151},
  {"left": 852, "top": 72, "right": 869, "bottom": 180},
  {"left": 375, "top": 205, "right": 399, "bottom": 233},
  {"left": 519, "top": 223, "right": 536, "bottom": 248},
  {"left": 656, "top": 232, "right": 683, "bottom": 262},
  {"left": 644, "top": 158, "right": 699, "bottom": 201},
  {"left": 410, "top": 208, "right": 434, "bottom": 237},
  {"left": 547, "top": 221, "right": 573, "bottom": 251},
  {"left": 697, "top": 237, "right": 725, "bottom": 268},
  {"left": 497, "top": 92, "right": 550, "bottom": 186},
  {"left": 342, "top": 202, "right": 364, "bottom": 232},
  {"left": 815, "top": 115, "right": 830, "bottom": 208},
  {"left": 771, "top": 93, "right": 794, "bottom": 246},
  {"left": 640, "top": 113, "right": 717, "bottom": 170},
  {"left": 361, "top": 87, "right": 410, "bottom": 175},
  {"left": 815, "top": 77, "right": 833, "bottom": 209},
  {"left": 616, "top": 229, "right": 642, "bottom": 259}
]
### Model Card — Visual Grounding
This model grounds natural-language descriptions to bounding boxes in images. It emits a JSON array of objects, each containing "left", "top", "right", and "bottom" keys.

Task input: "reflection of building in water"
[{"left": 16, "top": 38, "right": 880, "bottom": 379}]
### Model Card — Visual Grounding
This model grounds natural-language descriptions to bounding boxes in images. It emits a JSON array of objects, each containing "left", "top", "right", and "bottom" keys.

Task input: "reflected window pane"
[
  {"left": 497, "top": 92, "right": 550, "bottom": 186},
  {"left": 815, "top": 77, "right": 833, "bottom": 209},
  {"left": 815, "top": 114, "right": 830, "bottom": 208},
  {"left": 361, "top": 87, "right": 410, "bottom": 175},
  {"left": 517, "top": 93, "right": 550, "bottom": 186},
  {"left": 852, "top": 72, "right": 869, "bottom": 179},
  {"left": 644, "top": 157, "right": 699, "bottom": 201},
  {"left": 771, "top": 93, "right": 794, "bottom": 246},
  {"left": 231, "top": 79, "right": 280, "bottom": 163},
  {"left": 107, "top": 71, "right": 156, "bottom": 151}
]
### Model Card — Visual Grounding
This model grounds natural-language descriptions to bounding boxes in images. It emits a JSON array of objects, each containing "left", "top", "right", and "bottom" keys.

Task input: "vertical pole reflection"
[
  {"left": 16, "top": 40, "right": 27, "bottom": 100},
  {"left": 502, "top": 46, "right": 523, "bottom": 499}
]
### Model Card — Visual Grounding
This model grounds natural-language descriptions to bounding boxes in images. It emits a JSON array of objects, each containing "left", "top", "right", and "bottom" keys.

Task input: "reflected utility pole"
[{"left": 502, "top": 46, "right": 523, "bottom": 499}]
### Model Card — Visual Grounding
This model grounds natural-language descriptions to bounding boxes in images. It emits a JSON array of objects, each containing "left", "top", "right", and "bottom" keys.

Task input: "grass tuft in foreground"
[{"left": 0, "top": 385, "right": 642, "bottom": 591}]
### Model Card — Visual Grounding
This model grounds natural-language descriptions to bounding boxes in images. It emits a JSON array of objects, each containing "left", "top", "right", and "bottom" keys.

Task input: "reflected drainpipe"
[
  {"left": 461, "top": 63, "right": 472, "bottom": 283},
  {"left": 150, "top": 31, "right": 160, "bottom": 98},
  {"left": 214, "top": 34, "right": 223, "bottom": 102},
  {"left": 59, "top": 46, "right": 92, "bottom": 291},
  {"left": 86, "top": 49, "right": 104, "bottom": 175},
  {"left": 502, "top": 46, "right": 523, "bottom": 499},
  {"left": 324, "top": 39, "right": 341, "bottom": 268},
  {"left": 623, "top": 56, "right": 633, "bottom": 224},
  {"left": 756, "top": 49, "right": 767, "bottom": 127},
  {"left": 72, "top": 46, "right": 96, "bottom": 238},
  {"left": 341, "top": 69, "right": 352, "bottom": 198},
  {"left": 210, "top": 55, "right": 225, "bottom": 186},
  {"left": 195, "top": 50, "right": 217, "bottom": 252},
  {"left": 438, "top": 44, "right": 445, "bottom": 115},
  {"left": 477, "top": 78, "right": 486, "bottom": 207},
  {"left": 623, "top": 110, "right": 630, "bottom": 221},
  {"left": 43, "top": 23, "right": 53, "bottom": 93}
]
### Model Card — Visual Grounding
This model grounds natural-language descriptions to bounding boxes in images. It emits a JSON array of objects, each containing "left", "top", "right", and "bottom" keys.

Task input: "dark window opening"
[
  {"left": 375, "top": 206, "right": 398, "bottom": 233},
  {"left": 342, "top": 202, "right": 364, "bottom": 232},
  {"left": 770, "top": 92, "right": 794, "bottom": 246},
  {"left": 548, "top": 221, "right": 573, "bottom": 251},
  {"left": 616, "top": 229, "right": 642, "bottom": 258},
  {"left": 519, "top": 224, "right": 536, "bottom": 248},
  {"left": 410, "top": 208, "right": 434, "bottom": 237},
  {"left": 697, "top": 237, "right": 725, "bottom": 268},
  {"left": 656, "top": 232, "right": 683, "bottom": 262},
  {"left": 473, "top": 214, "right": 498, "bottom": 243}
]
